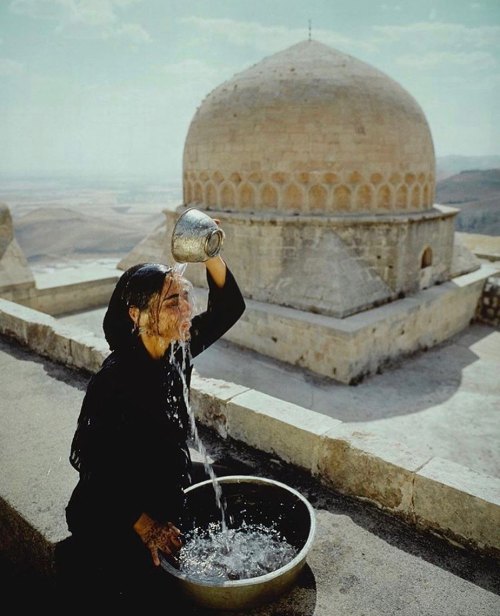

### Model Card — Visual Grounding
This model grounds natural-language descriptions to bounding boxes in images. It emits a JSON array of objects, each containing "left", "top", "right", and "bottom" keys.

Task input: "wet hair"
[{"left": 103, "top": 262, "right": 173, "bottom": 351}]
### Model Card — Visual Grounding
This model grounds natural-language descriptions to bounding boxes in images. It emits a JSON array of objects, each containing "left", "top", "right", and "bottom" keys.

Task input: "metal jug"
[{"left": 171, "top": 207, "right": 225, "bottom": 263}]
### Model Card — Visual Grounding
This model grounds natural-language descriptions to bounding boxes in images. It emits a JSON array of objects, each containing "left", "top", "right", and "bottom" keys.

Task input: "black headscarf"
[{"left": 103, "top": 263, "right": 173, "bottom": 352}]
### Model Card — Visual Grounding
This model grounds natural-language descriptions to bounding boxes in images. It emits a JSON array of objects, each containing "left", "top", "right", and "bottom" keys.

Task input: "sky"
[{"left": 1, "top": 0, "right": 499, "bottom": 180}]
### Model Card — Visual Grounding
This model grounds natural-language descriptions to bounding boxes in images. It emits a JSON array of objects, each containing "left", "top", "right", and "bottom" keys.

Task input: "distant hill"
[
  {"left": 436, "top": 169, "right": 500, "bottom": 235},
  {"left": 436, "top": 155, "right": 500, "bottom": 181},
  {"left": 14, "top": 207, "right": 158, "bottom": 262}
]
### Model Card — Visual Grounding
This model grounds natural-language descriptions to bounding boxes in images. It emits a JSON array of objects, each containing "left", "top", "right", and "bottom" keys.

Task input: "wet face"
[
  {"left": 153, "top": 274, "right": 193, "bottom": 343},
  {"left": 134, "top": 274, "right": 193, "bottom": 344}
]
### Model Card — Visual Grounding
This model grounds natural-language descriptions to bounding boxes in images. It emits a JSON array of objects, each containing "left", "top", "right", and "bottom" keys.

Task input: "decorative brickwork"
[
  {"left": 475, "top": 276, "right": 500, "bottom": 328},
  {"left": 183, "top": 170, "right": 434, "bottom": 215}
]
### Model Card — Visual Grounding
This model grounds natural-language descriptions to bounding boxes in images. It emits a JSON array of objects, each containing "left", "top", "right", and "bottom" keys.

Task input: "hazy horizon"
[
  {"left": 1, "top": 1, "right": 500, "bottom": 179},
  {"left": 1, "top": 154, "right": 499, "bottom": 186}
]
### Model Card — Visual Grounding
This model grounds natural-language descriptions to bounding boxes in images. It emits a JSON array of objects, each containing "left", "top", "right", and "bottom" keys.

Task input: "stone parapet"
[
  {"left": 0, "top": 298, "right": 498, "bottom": 560},
  {"left": 0, "top": 298, "right": 108, "bottom": 373},
  {"left": 1, "top": 276, "right": 119, "bottom": 317},
  {"left": 191, "top": 373, "right": 500, "bottom": 558}
]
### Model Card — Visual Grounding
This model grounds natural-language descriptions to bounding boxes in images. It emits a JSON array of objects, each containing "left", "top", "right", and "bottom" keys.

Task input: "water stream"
[
  {"left": 169, "top": 340, "right": 230, "bottom": 535},
  {"left": 167, "top": 284, "right": 298, "bottom": 581}
]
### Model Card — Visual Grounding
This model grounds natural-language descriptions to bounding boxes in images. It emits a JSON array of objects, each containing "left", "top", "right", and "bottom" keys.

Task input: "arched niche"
[
  {"left": 238, "top": 182, "right": 255, "bottom": 209},
  {"left": 220, "top": 183, "right": 236, "bottom": 208},
  {"left": 261, "top": 184, "right": 278, "bottom": 208},
  {"left": 205, "top": 182, "right": 217, "bottom": 207},
  {"left": 356, "top": 184, "right": 373, "bottom": 209},
  {"left": 309, "top": 184, "right": 327, "bottom": 211},
  {"left": 334, "top": 185, "right": 351, "bottom": 211},
  {"left": 377, "top": 184, "right": 392, "bottom": 210},
  {"left": 193, "top": 182, "right": 203, "bottom": 203},
  {"left": 284, "top": 183, "right": 303, "bottom": 210},
  {"left": 396, "top": 184, "right": 408, "bottom": 209},
  {"left": 421, "top": 246, "right": 433, "bottom": 268}
]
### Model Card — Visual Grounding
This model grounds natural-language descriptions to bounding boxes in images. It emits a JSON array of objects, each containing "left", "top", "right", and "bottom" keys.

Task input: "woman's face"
[{"left": 142, "top": 274, "right": 194, "bottom": 343}]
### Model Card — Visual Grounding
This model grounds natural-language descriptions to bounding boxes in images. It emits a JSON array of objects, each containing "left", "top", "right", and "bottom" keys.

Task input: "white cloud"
[
  {"left": 397, "top": 50, "right": 496, "bottom": 70},
  {"left": 161, "top": 58, "right": 221, "bottom": 79},
  {"left": 0, "top": 58, "right": 25, "bottom": 76},
  {"left": 109, "top": 23, "right": 150, "bottom": 44},
  {"left": 180, "top": 16, "right": 378, "bottom": 55},
  {"left": 67, "top": 0, "right": 118, "bottom": 27},
  {"left": 445, "top": 70, "right": 500, "bottom": 92},
  {"left": 57, "top": 19, "right": 151, "bottom": 43},
  {"left": 373, "top": 22, "right": 500, "bottom": 49},
  {"left": 159, "top": 58, "right": 237, "bottom": 103},
  {"left": 10, "top": 0, "right": 69, "bottom": 20},
  {"left": 10, "top": 0, "right": 150, "bottom": 44}
]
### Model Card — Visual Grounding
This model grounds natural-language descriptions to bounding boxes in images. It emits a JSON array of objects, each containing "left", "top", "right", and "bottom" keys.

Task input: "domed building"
[
  {"left": 121, "top": 40, "right": 485, "bottom": 383},
  {"left": 184, "top": 40, "right": 435, "bottom": 217}
]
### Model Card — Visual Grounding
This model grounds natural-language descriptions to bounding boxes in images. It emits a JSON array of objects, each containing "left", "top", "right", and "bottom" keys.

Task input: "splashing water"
[{"left": 176, "top": 521, "right": 298, "bottom": 582}]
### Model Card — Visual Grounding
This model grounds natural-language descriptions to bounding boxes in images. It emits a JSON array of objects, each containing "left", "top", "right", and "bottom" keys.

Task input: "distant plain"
[{"left": 0, "top": 154, "right": 498, "bottom": 275}]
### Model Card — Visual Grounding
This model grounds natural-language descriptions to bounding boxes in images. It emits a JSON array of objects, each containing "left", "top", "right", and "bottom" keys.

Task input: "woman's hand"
[
  {"left": 203, "top": 217, "right": 227, "bottom": 287},
  {"left": 134, "top": 513, "right": 183, "bottom": 566}
]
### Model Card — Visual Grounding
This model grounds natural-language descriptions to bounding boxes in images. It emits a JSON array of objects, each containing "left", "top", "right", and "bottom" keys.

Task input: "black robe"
[{"left": 65, "top": 267, "right": 245, "bottom": 545}]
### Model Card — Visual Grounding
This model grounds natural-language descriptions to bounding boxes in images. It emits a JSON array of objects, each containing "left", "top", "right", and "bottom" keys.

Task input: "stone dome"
[{"left": 183, "top": 40, "right": 436, "bottom": 216}]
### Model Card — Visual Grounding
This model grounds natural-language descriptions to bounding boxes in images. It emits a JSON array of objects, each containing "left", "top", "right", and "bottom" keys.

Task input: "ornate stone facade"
[
  {"left": 183, "top": 40, "right": 435, "bottom": 216},
  {"left": 183, "top": 169, "right": 435, "bottom": 216}
]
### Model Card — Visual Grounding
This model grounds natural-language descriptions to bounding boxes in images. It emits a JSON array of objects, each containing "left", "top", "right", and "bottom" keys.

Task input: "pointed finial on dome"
[{"left": 308, "top": 19, "right": 312, "bottom": 41}]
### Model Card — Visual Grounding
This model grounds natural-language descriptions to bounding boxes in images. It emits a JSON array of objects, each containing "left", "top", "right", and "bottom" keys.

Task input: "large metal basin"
[{"left": 160, "top": 475, "right": 316, "bottom": 611}]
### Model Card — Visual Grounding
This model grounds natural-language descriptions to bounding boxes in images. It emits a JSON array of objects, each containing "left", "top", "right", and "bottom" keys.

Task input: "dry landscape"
[
  {"left": 0, "top": 176, "right": 181, "bottom": 266},
  {"left": 436, "top": 169, "right": 500, "bottom": 235},
  {"left": 0, "top": 156, "right": 498, "bottom": 269}
]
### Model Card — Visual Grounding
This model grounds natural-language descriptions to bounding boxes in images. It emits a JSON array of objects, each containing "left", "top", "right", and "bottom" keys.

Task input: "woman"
[{"left": 56, "top": 243, "right": 245, "bottom": 607}]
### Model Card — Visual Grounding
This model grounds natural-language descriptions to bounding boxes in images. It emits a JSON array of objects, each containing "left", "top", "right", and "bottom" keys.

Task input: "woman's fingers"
[
  {"left": 151, "top": 545, "right": 160, "bottom": 567},
  {"left": 144, "top": 520, "right": 183, "bottom": 566},
  {"left": 168, "top": 522, "right": 181, "bottom": 533}
]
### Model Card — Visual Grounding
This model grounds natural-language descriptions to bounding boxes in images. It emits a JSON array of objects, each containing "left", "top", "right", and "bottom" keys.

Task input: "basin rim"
[{"left": 160, "top": 474, "right": 316, "bottom": 588}]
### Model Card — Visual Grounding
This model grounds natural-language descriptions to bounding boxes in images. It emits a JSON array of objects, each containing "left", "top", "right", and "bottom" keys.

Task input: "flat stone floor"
[
  {"left": 0, "top": 335, "right": 499, "bottom": 615},
  {"left": 58, "top": 304, "right": 500, "bottom": 480}
]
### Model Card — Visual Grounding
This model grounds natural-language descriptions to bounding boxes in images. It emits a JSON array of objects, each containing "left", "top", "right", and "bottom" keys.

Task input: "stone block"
[
  {"left": 26, "top": 320, "right": 68, "bottom": 362},
  {"left": 317, "top": 429, "right": 430, "bottom": 515},
  {"left": 68, "top": 330, "right": 108, "bottom": 373},
  {"left": 190, "top": 373, "right": 250, "bottom": 437},
  {"left": 226, "top": 389, "right": 341, "bottom": 472},
  {"left": 414, "top": 457, "right": 500, "bottom": 555},
  {"left": 0, "top": 298, "right": 54, "bottom": 346}
]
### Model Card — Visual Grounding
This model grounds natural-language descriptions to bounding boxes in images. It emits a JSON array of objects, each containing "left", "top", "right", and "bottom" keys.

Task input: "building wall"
[
  {"left": 476, "top": 275, "right": 500, "bottom": 328},
  {"left": 334, "top": 208, "right": 456, "bottom": 293},
  {"left": 204, "top": 268, "right": 490, "bottom": 384},
  {"left": 167, "top": 207, "right": 457, "bottom": 316}
]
